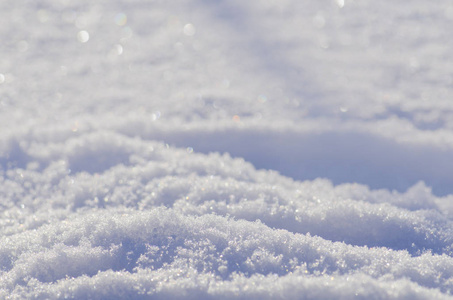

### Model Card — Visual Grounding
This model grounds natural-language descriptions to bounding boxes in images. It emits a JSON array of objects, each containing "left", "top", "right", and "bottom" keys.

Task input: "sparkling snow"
[{"left": 1, "top": 1, "right": 453, "bottom": 299}]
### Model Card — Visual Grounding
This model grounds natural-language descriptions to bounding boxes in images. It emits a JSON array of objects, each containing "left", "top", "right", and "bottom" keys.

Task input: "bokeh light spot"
[
  {"left": 336, "top": 0, "right": 345, "bottom": 8},
  {"left": 37, "top": 10, "right": 49, "bottom": 23},
  {"left": 115, "top": 13, "right": 127, "bottom": 26},
  {"left": 183, "top": 23, "right": 196, "bottom": 36},
  {"left": 115, "top": 44, "right": 123, "bottom": 55},
  {"left": 77, "top": 31, "right": 90, "bottom": 43},
  {"left": 257, "top": 95, "right": 267, "bottom": 103}
]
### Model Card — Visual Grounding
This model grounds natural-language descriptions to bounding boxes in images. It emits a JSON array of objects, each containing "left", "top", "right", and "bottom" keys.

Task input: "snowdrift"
[{"left": 1, "top": 0, "right": 453, "bottom": 299}]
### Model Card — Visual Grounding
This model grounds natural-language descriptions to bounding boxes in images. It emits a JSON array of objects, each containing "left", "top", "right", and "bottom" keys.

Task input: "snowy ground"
[{"left": 1, "top": 1, "right": 453, "bottom": 299}]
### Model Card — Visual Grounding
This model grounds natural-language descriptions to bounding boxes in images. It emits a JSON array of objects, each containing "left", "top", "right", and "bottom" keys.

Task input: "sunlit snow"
[{"left": 1, "top": 1, "right": 453, "bottom": 299}]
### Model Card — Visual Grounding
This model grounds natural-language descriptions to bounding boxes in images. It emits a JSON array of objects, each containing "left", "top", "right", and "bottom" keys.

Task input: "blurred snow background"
[{"left": 1, "top": 0, "right": 453, "bottom": 299}]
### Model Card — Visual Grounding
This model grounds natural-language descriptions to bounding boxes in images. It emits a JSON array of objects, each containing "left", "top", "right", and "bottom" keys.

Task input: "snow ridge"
[{"left": 1, "top": 132, "right": 453, "bottom": 298}]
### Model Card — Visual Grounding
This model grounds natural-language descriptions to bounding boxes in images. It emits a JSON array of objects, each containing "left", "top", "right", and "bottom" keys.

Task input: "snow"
[{"left": 1, "top": 0, "right": 453, "bottom": 299}]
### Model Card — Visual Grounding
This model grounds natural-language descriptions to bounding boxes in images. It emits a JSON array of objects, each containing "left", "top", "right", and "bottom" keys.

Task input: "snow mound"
[{"left": 1, "top": 133, "right": 453, "bottom": 299}]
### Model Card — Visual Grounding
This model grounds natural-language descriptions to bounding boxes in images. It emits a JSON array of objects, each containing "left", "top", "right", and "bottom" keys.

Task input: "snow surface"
[{"left": 1, "top": 0, "right": 453, "bottom": 299}]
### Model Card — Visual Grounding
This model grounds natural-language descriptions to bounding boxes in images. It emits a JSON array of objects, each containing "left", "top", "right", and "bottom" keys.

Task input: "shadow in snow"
[{"left": 158, "top": 129, "right": 453, "bottom": 196}]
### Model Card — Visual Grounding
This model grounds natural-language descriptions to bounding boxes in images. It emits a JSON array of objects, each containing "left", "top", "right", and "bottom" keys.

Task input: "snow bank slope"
[{"left": 1, "top": 133, "right": 453, "bottom": 299}]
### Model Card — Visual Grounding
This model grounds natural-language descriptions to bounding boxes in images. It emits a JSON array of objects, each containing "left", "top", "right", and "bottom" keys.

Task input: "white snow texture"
[{"left": 1, "top": 1, "right": 453, "bottom": 299}]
